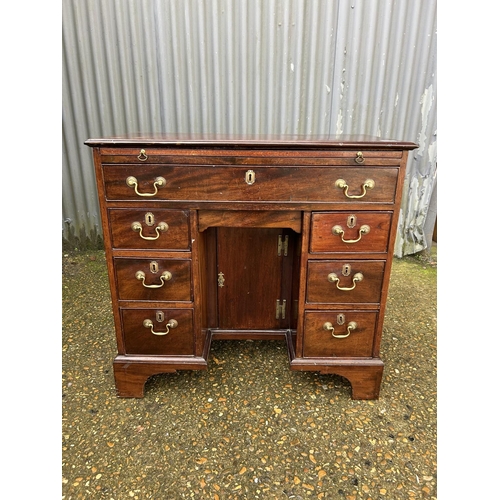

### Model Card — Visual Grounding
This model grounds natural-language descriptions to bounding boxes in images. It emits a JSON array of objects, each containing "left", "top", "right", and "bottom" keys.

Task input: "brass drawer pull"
[
  {"left": 126, "top": 176, "right": 166, "bottom": 197},
  {"left": 327, "top": 272, "right": 363, "bottom": 290},
  {"left": 354, "top": 151, "right": 365, "bottom": 164},
  {"left": 143, "top": 318, "right": 178, "bottom": 336},
  {"left": 135, "top": 270, "right": 172, "bottom": 288},
  {"left": 323, "top": 321, "right": 357, "bottom": 339},
  {"left": 138, "top": 149, "right": 148, "bottom": 161},
  {"left": 131, "top": 221, "right": 169, "bottom": 240},
  {"left": 335, "top": 178, "right": 374, "bottom": 199},
  {"left": 332, "top": 224, "right": 370, "bottom": 243}
]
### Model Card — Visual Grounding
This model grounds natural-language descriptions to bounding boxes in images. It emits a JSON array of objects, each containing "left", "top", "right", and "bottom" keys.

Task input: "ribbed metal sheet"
[{"left": 62, "top": 0, "right": 436, "bottom": 256}]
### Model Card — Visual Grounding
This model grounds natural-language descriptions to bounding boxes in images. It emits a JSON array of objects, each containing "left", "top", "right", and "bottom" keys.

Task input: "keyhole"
[
  {"left": 156, "top": 311, "right": 165, "bottom": 322},
  {"left": 150, "top": 261, "right": 159, "bottom": 273},
  {"left": 245, "top": 170, "right": 256, "bottom": 185},
  {"left": 342, "top": 264, "right": 351, "bottom": 276},
  {"left": 145, "top": 212, "right": 155, "bottom": 226},
  {"left": 347, "top": 215, "right": 357, "bottom": 228}
]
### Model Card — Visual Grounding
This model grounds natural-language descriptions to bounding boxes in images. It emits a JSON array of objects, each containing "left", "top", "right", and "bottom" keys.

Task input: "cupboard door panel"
[{"left": 216, "top": 227, "right": 286, "bottom": 330}]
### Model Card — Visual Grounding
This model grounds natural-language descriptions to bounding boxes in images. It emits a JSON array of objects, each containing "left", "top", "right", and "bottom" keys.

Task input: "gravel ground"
[{"left": 62, "top": 247, "right": 437, "bottom": 500}]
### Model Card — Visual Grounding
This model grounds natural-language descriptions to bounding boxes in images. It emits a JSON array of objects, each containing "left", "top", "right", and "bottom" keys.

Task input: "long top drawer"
[
  {"left": 101, "top": 164, "right": 400, "bottom": 204},
  {"left": 88, "top": 136, "right": 418, "bottom": 205}
]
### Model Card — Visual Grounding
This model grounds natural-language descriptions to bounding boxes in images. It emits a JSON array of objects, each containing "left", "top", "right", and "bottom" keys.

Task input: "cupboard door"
[{"left": 216, "top": 227, "right": 292, "bottom": 330}]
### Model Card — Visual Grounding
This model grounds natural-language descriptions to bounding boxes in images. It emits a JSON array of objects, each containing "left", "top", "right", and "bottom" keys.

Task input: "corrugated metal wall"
[{"left": 62, "top": 0, "right": 436, "bottom": 256}]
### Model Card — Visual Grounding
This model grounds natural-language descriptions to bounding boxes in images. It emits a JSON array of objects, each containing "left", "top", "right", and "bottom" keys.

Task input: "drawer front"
[
  {"left": 108, "top": 209, "right": 190, "bottom": 250},
  {"left": 121, "top": 308, "right": 194, "bottom": 355},
  {"left": 102, "top": 165, "right": 398, "bottom": 203},
  {"left": 114, "top": 258, "right": 192, "bottom": 301},
  {"left": 306, "top": 260, "right": 385, "bottom": 304},
  {"left": 310, "top": 212, "right": 392, "bottom": 253},
  {"left": 303, "top": 311, "right": 377, "bottom": 358},
  {"left": 100, "top": 148, "right": 403, "bottom": 164}
]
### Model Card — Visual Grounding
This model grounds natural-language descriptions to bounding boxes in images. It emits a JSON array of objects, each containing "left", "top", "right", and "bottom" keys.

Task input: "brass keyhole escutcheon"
[
  {"left": 342, "top": 263, "right": 351, "bottom": 277},
  {"left": 145, "top": 212, "right": 155, "bottom": 226},
  {"left": 245, "top": 170, "right": 256, "bottom": 185}
]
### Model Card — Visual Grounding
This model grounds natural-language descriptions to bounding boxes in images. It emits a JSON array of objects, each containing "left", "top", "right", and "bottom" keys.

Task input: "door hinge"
[
  {"left": 278, "top": 235, "right": 289, "bottom": 256},
  {"left": 276, "top": 299, "right": 287, "bottom": 320}
]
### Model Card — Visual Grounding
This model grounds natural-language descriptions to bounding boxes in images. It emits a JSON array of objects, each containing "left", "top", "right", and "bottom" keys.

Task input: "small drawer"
[
  {"left": 108, "top": 209, "right": 190, "bottom": 250},
  {"left": 310, "top": 212, "right": 392, "bottom": 253},
  {"left": 306, "top": 260, "right": 385, "bottom": 304},
  {"left": 114, "top": 258, "right": 192, "bottom": 301},
  {"left": 303, "top": 311, "right": 378, "bottom": 358},
  {"left": 102, "top": 164, "right": 399, "bottom": 204},
  {"left": 121, "top": 308, "right": 194, "bottom": 355}
]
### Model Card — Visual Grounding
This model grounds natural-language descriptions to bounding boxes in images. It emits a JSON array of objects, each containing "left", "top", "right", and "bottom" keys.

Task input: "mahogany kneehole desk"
[{"left": 85, "top": 134, "right": 418, "bottom": 399}]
